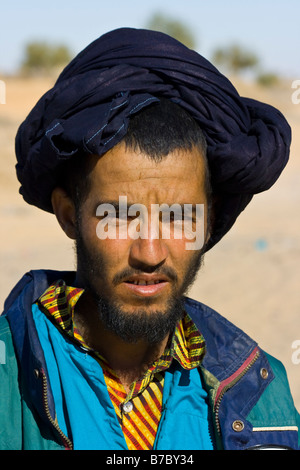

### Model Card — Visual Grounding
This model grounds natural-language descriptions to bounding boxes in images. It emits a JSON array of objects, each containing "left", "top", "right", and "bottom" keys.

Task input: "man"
[{"left": 0, "top": 28, "right": 299, "bottom": 450}]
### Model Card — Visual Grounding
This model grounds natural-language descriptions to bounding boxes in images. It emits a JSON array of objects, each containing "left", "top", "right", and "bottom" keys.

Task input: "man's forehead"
[
  {"left": 90, "top": 143, "right": 206, "bottom": 184},
  {"left": 86, "top": 146, "right": 207, "bottom": 208}
]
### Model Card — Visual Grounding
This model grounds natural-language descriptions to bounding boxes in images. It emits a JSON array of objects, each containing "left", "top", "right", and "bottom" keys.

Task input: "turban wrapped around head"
[{"left": 15, "top": 27, "right": 291, "bottom": 250}]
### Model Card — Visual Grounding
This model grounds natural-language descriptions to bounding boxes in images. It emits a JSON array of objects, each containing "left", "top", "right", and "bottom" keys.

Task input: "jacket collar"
[{"left": 184, "top": 296, "right": 258, "bottom": 381}]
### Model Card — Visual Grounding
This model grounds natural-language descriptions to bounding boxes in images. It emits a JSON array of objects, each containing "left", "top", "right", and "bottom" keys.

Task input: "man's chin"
[{"left": 95, "top": 294, "right": 185, "bottom": 344}]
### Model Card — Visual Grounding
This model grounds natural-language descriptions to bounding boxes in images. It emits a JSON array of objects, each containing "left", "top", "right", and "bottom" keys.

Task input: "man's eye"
[
  {"left": 171, "top": 217, "right": 183, "bottom": 225},
  {"left": 160, "top": 211, "right": 182, "bottom": 222},
  {"left": 183, "top": 215, "right": 195, "bottom": 223},
  {"left": 114, "top": 211, "right": 127, "bottom": 220},
  {"left": 97, "top": 212, "right": 121, "bottom": 222},
  {"left": 117, "top": 213, "right": 139, "bottom": 222}
]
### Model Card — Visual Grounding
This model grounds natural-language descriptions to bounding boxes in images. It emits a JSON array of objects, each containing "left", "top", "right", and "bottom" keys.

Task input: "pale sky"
[{"left": 0, "top": 0, "right": 299, "bottom": 77}]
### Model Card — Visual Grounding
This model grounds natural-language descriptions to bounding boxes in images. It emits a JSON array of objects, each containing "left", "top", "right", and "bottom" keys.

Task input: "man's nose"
[{"left": 129, "top": 236, "right": 169, "bottom": 269}]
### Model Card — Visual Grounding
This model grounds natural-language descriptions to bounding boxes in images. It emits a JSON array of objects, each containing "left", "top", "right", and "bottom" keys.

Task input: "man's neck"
[{"left": 74, "top": 292, "right": 169, "bottom": 392}]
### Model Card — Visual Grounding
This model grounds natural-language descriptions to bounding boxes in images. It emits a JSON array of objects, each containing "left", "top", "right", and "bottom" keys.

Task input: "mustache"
[{"left": 112, "top": 266, "right": 178, "bottom": 286}]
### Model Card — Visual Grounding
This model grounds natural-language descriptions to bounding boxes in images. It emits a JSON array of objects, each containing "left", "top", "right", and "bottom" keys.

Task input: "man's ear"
[{"left": 51, "top": 187, "right": 77, "bottom": 240}]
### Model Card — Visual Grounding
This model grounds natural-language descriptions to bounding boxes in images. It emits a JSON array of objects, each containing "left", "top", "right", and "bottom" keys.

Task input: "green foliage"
[
  {"left": 213, "top": 44, "right": 259, "bottom": 74},
  {"left": 256, "top": 72, "right": 279, "bottom": 87},
  {"left": 146, "top": 13, "right": 196, "bottom": 50},
  {"left": 20, "top": 41, "right": 72, "bottom": 76}
]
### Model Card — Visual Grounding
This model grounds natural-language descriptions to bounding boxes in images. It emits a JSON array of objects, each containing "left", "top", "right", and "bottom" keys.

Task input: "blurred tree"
[
  {"left": 146, "top": 13, "right": 196, "bottom": 49},
  {"left": 20, "top": 41, "right": 72, "bottom": 76},
  {"left": 212, "top": 44, "right": 259, "bottom": 75},
  {"left": 256, "top": 72, "right": 279, "bottom": 87}
]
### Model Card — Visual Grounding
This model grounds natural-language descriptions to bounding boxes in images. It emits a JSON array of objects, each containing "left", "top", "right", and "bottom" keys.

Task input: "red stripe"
[
  {"left": 122, "top": 420, "right": 149, "bottom": 450},
  {"left": 147, "top": 382, "right": 163, "bottom": 411},
  {"left": 214, "top": 346, "right": 259, "bottom": 405},
  {"left": 109, "top": 391, "right": 124, "bottom": 412},
  {"left": 124, "top": 412, "right": 154, "bottom": 449},
  {"left": 138, "top": 394, "right": 159, "bottom": 430}
]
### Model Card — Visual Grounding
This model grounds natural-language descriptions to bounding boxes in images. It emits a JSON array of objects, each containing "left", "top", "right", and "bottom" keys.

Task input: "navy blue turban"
[{"left": 15, "top": 27, "right": 291, "bottom": 250}]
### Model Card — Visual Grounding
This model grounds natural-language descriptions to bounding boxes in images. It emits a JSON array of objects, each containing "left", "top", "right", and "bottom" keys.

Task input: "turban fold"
[{"left": 15, "top": 28, "right": 291, "bottom": 250}]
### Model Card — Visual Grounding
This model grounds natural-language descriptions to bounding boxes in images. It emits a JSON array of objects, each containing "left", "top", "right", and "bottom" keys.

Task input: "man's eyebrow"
[
  {"left": 95, "top": 199, "right": 134, "bottom": 210},
  {"left": 95, "top": 200, "right": 201, "bottom": 212}
]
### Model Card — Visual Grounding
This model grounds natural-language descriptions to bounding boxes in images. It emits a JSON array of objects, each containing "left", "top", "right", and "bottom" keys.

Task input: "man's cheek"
[
  {"left": 98, "top": 238, "right": 130, "bottom": 268},
  {"left": 78, "top": 215, "right": 99, "bottom": 243}
]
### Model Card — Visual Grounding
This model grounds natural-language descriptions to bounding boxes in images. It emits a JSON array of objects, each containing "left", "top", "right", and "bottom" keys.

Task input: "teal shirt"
[{"left": 32, "top": 303, "right": 214, "bottom": 450}]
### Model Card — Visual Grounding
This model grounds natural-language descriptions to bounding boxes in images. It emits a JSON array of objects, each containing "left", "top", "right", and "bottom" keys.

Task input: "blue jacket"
[{"left": 0, "top": 269, "right": 299, "bottom": 450}]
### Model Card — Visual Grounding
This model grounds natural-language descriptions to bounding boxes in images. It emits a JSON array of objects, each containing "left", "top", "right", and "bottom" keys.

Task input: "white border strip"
[{"left": 253, "top": 426, "right": 298, "bottom": 432}]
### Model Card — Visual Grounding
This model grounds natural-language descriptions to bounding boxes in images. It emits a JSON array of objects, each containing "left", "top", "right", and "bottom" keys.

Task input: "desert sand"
[{"left": 0, "top": 76, "right": 299, "bottom": 410}]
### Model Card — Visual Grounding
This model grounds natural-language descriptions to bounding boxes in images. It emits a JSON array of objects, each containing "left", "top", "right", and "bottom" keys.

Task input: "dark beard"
[
  {"left": 95, "top": 294, "right": 185, "bottom": 344},
  {"left": 75, "top": 223, "right": 205, "bottom": 344}
]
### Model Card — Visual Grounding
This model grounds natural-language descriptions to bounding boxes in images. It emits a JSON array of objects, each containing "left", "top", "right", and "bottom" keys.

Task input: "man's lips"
[
  {"left": 124, "top": 274, "right": 170, "bottom": 284},
  {"left": 122, "top": 274, "right": 170, "bottom": 297}
]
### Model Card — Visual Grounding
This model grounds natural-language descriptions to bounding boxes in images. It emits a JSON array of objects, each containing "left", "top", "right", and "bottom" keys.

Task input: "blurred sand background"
[{"left": 0, "top": 76, "right": 299, "bottom": 410}]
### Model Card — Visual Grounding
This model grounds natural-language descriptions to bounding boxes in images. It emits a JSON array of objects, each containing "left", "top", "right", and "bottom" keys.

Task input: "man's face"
[{"left": 75, "top": 142, "right": 209, "bottom": 343}]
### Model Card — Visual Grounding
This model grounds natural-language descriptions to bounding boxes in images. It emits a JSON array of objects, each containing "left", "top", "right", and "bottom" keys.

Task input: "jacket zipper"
[
  {"left": 41, "top": 372, "right": 73, "bottom": 450},
  {"left": 214, "top": 348, "right": 260, "bottom": 437}
]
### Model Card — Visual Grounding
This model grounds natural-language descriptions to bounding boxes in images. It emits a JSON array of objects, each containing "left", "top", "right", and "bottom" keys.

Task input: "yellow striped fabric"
[{"left": 37, "top": 280, "right": 206, "bottom": 450}]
